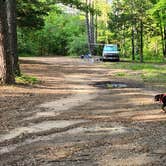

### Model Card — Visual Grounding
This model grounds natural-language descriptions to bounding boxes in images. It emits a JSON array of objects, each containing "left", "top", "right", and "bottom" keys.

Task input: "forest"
[{"left": 0, "top": 0, "right": 166, "bottom": 84}]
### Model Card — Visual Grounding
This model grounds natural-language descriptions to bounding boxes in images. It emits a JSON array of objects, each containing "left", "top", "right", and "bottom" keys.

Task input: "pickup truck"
[{"left": 102, "top": 44, "right": 120, "bottom": 62}]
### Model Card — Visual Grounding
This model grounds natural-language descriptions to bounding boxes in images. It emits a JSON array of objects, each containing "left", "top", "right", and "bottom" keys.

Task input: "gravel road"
[{"left": 0, "top": 57, "right": 165, "bottom": 166}]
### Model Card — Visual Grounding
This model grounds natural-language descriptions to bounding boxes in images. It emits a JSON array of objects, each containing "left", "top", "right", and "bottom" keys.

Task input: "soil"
[{"left": 0, "top": 57, "right": 166, "bottom": 166}]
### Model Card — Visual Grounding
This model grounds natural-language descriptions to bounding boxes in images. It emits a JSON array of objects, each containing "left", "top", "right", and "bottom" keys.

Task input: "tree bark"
[
  {"left": 140, "top": 19, "right": 143, "bottom": 63},
  {"left": 6, "top": 0, "right": 20, "bottom": 76},
  {"left": 95, "top": 13, "right": 98, "bottom": 43},
  {"left": 0, "top": 0, "right": 15, "bottom": 84},
  {"left": 89, "top": 0, "right": 95, "bottom": 54},
  {"left": 131, "top": 25, "right": 135, "bottom": 61},
  {"left": 163, "top": 26, "right": 166, "bottom": 57},
  {"left": 90, "top": 12, "right": 95, "bottom": 43},
  {"left": 85, "top": 0, "right": 92, "bottom": 55}
]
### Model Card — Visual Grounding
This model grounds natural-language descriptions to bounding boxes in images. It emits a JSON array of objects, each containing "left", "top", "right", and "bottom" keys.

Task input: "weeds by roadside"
[{"left": 16, "top": 74, "right": 39, "bottom": 85}]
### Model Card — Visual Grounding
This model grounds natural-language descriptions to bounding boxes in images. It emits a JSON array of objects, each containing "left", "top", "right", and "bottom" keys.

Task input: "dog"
[{"left": 154, "top": 94, "right": 166, "bottom": 113}]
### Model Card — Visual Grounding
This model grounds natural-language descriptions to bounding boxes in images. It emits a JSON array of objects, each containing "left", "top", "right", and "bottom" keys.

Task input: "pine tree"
[{"left": 0, "top": 0, "right": 15, "bottom": 84}]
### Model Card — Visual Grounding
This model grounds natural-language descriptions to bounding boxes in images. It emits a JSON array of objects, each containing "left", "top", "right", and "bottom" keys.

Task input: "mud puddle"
[
  {"left": 107, "top": 83, "right": 128, "bottom": 88},
  {"left": 93, "top": 81, "right": 143, "bottom": 89}
]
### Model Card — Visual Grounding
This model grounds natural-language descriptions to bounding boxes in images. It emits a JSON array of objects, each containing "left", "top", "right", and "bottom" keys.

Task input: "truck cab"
[{"left": 102, "top": 44, "right": 120, "bottom": 61}]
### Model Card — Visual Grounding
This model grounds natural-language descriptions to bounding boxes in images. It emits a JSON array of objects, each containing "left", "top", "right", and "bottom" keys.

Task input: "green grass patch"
[
  {"left": 141, "top": 72, "right": 166, "bottom": 83},
  {"left": 104, "top": 61, "right": 166, "bottom": 84},
  {"left": 16, "top": 74, "right": 39, "bottom": 85},
  {"left": 122, "top": 55, "right": 166, "bottom": 63},
  {"left": 105, "top": 62, "right": 159, "bottom": 71},
  {"left": 115, "top": 72, "right": 126, "bottom": 77}
]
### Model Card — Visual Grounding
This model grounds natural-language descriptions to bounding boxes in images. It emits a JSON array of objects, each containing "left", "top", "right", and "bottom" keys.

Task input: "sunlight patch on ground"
[
  {"left": 24, "top": 111, "right": 59, "bottom": 121},
  {"left": 132, "top": 113, "right": 166, "bottom": 122},
  {"left": 100, "top": 153, "right": 155, "bottom": 166},
  {"left": 39, "top": 93, "right": 97, "bottom": 112},
  {"left": 65, "top": 125, "right": 129, "bottom": 135},
  {"left": 0, "top": 120, "right": 87, "bottom": 142}
]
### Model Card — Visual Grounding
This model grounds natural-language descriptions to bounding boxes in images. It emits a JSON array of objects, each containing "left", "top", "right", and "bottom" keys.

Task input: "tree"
[
  {"left": 85, "top": 0, "right": 98, "bottom": 55},
  {"left": 6, "top": 0, "right": 20, "bottom": 76},
  {"left": 109, "top": 0, "right": 153, "bottom": 62},
  {"left": 16, "top": 0, "right": 52, "bottom": 30},
  {"left": 135, "top": 0, "right": 152, "bottom": 62},
  {"left": 16, "top": 0, "right": 97, "bottom": 56},
  {"left": 85, "top": 0, "right": 92, "bottom": 54},
  {"left": 150, "top": 0, "right": 166, "bottom": 57},
  {"left": 108, "top": 0, "right": 129, "bottom": 56},
  {"left": 85, "top": 0, "right": 111, "bottom": 55},
  {"left": 0, "top": 0, "right": 15, "bottom": 84}
]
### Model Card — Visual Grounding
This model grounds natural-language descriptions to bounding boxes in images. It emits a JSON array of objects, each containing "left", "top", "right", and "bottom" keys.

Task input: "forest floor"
[{"left": 0, "top": 57, "right": 166, "bottom": 166}]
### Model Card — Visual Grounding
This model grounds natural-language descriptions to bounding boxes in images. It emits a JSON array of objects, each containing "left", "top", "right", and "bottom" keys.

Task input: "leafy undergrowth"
[{"left": 16, "top": 74, "right": 39, "bottom": 85}]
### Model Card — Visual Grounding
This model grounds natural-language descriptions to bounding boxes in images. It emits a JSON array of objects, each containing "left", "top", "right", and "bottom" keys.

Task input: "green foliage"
[
  {"left": 108, "top": 0, "right": 165, "bottom": 62},
  {"left": 17, "top": 28, "right": 40, "bottom": 55},
  {"left": 16, "top": 0, "right": 99, "bottom": 30},
  {"left": 18, "top": 6, "right": 88, "bottom": 56},
  {"left": 16, "top": 0, "right": 52, "bottom": 29},
  {"left": 150, "top": 0, "right": 166, "bottom": 24},
  {"left": 67, "top": 35, "right": 88, "bottom": 56},
  {"left": 58, "top": 0, "right": 100, "bottom": 14},
  {"left": 16, "top": 74, "right": 39, "bottom": 85},
  {"left": 115, "top": 72, "right": 126, "bottom": 77},
  {"left": 16, "top": 0, "right": 165, "bottom": 61},
  {"left": 40, "top": 12, "right": 87, "bottom": 56}
]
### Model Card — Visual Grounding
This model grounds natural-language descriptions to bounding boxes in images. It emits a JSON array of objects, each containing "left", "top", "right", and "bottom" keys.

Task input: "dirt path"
[{"left": 0, "top": 57, "right": 166, "bottom": 166}]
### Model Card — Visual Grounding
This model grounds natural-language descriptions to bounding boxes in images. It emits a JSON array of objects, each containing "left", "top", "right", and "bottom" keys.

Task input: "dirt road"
[{"left": 0, "top": 57, "right": 166, "bottom": 166}]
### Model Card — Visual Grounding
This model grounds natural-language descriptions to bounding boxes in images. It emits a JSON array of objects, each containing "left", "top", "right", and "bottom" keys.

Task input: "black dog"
[{"left": 154, "top": 94, "right": 166, "bottom": 113}]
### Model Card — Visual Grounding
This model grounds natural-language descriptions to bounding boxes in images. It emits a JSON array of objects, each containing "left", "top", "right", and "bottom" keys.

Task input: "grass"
[
  {"left": 115, "top": 72, "right": 127, "bottom": 77},
  {"left": 16, "top": 74, "right": 39, "bottom": 85},
  {"left": 103, "top": 61, "right": 166, "bottom": 84},
  {"left": 105, "top": 61, "right": 160, "bottom": 70}
]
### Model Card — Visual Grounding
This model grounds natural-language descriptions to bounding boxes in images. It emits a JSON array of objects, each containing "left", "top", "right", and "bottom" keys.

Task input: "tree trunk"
[
  {"left": 140, "top": 19, "right": 143, "bottom": 63},
  {"left": 6, "top": 0, "right": 20, "bottom": 76},
  {"left": 131, "top": 25, "right": 135, "bottom": 61},
  {"left": 164, "top": 26, "right": 166, "bottom": 57},
  {"left": 0, "top": 0, "right": 15, "bottom": 84},
  {"left": 159, "top": 15, "right": 165, "bottom": 58},
  {"left": 95, "top": 13, "right": 98, "bottom": 43},
  {"left": 90, "top": 13, "right": 95, "bottom": 45},
  {"left": 89, "top": 0, "right": 95, "bottom": 54},
  {"left": 85, "top": 0, "right": 92, "bottom": 55}
]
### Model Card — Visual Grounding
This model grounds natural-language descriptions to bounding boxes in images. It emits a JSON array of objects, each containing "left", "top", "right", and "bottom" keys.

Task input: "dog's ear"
[{"left": 154, "top": 94, "right": 162, "bottom": 101}]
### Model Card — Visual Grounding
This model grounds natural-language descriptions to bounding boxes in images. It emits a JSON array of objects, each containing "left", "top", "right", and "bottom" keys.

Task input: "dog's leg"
[{"left": 161, "top": 104, "right": 166, "bottom": 113}]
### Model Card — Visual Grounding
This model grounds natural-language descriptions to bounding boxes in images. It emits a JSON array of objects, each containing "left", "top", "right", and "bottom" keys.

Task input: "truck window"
[{"left": 104, "top": 45, "right": 117, "bottom": 51}]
